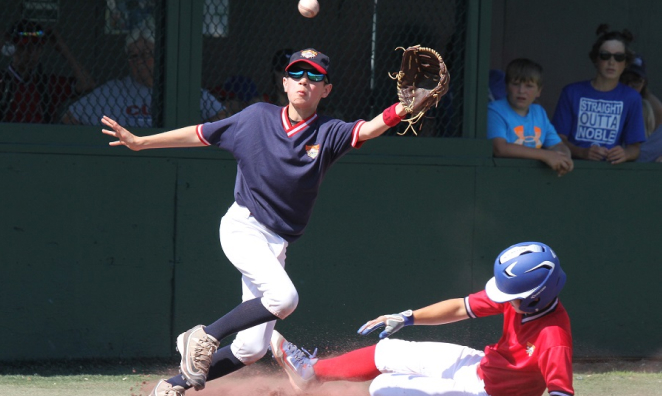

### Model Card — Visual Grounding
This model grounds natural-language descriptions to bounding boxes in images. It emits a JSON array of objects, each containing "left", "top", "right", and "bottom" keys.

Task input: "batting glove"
[{"left": 357, "top": 310, "right": 414, "bottom": 339}]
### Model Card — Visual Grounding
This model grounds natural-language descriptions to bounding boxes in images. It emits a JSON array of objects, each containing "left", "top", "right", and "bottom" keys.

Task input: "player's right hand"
[
  {"left": 357, "top": 310, "right": 414, "bottom": 339},
  {"left": 101, "top": 115, "right": 142, "bottom": 151}
]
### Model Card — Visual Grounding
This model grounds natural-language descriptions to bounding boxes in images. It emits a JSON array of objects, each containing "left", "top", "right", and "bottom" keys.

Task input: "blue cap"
[
  {"left": 627, "top": 55, "right": 646, "bottom": 79},
  {"left": 286, "top": 48, "right": 330, "bottom": 77}
]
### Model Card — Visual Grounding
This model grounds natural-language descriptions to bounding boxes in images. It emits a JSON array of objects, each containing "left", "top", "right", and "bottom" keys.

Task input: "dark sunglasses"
[
  {"left": 287, "top": 69, "right": 327, "bottom": 82},
  {"left": 598, "top": 51, "right": 626, "bottom": 62},
  {"left": 17, "top": 30, "right": 45, "bottom": 37}
]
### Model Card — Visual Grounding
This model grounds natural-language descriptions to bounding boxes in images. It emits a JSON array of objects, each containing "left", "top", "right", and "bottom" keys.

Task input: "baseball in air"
[{"left": 298, "top": 0, "right": 319, "bottom": 18}]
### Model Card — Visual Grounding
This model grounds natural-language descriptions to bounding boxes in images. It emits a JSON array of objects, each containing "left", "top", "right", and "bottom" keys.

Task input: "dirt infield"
[
  {"left": 140, "top": 375, "right": 370, "bottom": 396},
  {"left": 138, "top": 361, "right": 369, "bottom": 396}
]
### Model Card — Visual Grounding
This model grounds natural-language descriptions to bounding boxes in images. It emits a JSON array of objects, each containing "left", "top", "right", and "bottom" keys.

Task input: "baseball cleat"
[
  {"left": 149, "top": 379, "right": 186, "bottom": 396},
  {"left": 176, "top": 325, "right": 219, "bottom": 390},
  {"left": 270, "top": 330, "right": 320, "bottom": 392}
]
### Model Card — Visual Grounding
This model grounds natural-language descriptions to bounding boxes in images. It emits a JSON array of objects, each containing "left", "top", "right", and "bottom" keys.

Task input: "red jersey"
[
  {"left": 0, "top": 65, "right": 75, "bottom": 123},
  {"left": 465, "top": 290, "right": 573, "bottom": 396}
]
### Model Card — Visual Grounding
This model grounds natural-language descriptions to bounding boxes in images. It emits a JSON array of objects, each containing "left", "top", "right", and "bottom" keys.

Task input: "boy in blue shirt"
[{"left": 488, "top": 58, "right": 573, "bottom": 176}]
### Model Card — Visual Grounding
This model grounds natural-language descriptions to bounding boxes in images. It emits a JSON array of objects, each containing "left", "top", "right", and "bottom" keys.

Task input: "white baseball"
[{"left": 298, "top": 0, "right": 319, "bottom": 18}]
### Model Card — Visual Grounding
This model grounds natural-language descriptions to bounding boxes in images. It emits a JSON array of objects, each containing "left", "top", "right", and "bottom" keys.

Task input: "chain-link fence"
[
  {"left": 202, "top": 0, "right": 467, "bottom": 137},
  {"left": 0, "top": 0, "right": 467, "bottom": 137},
  {"left": 0, "top": 0, "right": 168, "bottom": 127}
]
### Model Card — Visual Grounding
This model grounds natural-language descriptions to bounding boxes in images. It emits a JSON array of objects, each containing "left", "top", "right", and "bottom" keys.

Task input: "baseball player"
[
  {"left": 101, "top": 48, "right": 410, "bottom": 396},
  {"left": 271, "top": 241, "right": 574, "bottom": 396}
]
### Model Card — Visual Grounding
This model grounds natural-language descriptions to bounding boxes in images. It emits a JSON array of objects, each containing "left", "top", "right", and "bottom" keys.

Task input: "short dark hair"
[
  {"left": 588, "top": 24, "right": 635, "bottom": 65},
  {"left": 505, "top": 58, "right": 543, "bottom": 87}
]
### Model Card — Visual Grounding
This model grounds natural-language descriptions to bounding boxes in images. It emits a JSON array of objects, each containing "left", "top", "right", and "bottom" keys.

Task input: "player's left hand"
[{"left": 357, "top": 310, "right": 414, "bottom": 339}]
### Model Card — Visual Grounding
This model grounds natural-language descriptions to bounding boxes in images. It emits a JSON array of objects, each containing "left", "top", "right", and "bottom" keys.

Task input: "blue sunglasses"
[
  {"left": 287, "top": 69, "right": 327, "bottom": 82},
  {"left": 17, "top": 30, "right": 45, "bottom": 37}
]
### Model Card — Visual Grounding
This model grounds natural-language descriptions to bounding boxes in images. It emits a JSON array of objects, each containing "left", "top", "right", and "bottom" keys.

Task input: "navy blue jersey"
[{"left": 197, "top": 102, "right": 365, "bottom": 242}]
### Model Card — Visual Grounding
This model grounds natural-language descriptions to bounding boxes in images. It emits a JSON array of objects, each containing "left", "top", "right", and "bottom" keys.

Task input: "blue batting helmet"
[{"left": 485, "top": 242, "right": 566, "bottom": 313}]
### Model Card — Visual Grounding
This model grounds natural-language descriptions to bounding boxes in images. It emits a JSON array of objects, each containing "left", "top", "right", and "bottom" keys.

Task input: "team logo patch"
[
  {"left": 526, "top": 342, "right": 536, "bottom": 357},
  {"left": 306, "top": 144, "right": 320, "bottom": 159},
  {"left": 301, "top": 50, "right": 318, "bottom": 59}
]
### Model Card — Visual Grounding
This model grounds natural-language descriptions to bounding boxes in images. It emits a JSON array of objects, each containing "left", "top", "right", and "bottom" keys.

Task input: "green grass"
[
  {"left": 2, "top": 374, "right": 147, "bottom": 396},
  {"left": 0, "top": 359, "right": 170, "bottom": 396},
  {"left": 570, "top": 371, "right": 662, "bottom": 396},
  {"left": 2, "top": 359, "right": 662, "bottom": 396}
]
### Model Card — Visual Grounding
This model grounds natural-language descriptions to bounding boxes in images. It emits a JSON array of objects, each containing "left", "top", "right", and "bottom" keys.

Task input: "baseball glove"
[{"left": 392, "top": 45, "right": 450, "bottom": 135}]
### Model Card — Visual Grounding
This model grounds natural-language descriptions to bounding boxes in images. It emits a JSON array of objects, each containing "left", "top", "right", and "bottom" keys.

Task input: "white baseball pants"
[
  {"left": 371, "top": 338, "right": 488, "bottom": 396},
  {"left": 219, "top": 202, "right": 299, "bottom": 364}
]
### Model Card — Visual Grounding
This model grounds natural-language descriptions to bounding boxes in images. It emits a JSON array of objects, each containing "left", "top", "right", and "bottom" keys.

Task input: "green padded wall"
[
  {"left": 1, "top": 153, "right": 176, "bottom": 359},
  {"left": 2, "top": 138, "right": 662, "bottom": 361}
]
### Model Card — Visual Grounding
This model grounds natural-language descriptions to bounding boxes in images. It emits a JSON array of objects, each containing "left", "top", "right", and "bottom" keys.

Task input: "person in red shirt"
[
  {"left": 271, "top": 241, "right": 573, "bottom": 396},
  {"left": 0, "top": 19, "right": 95, "bottom": 123}
]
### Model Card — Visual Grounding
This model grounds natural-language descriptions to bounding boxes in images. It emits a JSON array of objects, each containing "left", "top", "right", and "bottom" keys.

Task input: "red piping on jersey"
[
  {"left": 351, "top": 120, "right": 366, "bottom": 148},
  {"left": 464, "top": 296, "right": 477, "bottom": 318},
  {"left": 281, "top": 106, "right": 318, "bottom": 137},
  {"left": 196, "top": 124, "right": 211, "bottom": 146}
]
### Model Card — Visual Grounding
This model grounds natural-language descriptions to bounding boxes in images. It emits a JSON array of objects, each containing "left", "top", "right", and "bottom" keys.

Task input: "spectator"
[
  {"left": 62, "top": 18, "right": 227, "bottom": 126},
  {"left": 271, "top": 242, "right": 573, "bottom": 396},
  {"left": 620, "top": 54, "right": 662, "bottom": 133},
  {"left": 487, "top": 58, "right": 573, "bottom": 176},
  {"left": 640, "top": 97, "right": 656, "bottom": 138},
  {"left": 488, "top": 69, "right": 506, "bottom": 102},
  {"left": 211, "top": 75, "right": 266, "bottom": 116},
  {"left": 0, "top": 19, "right": 95, "bottom": 123},
  {"left": 552, "top": 24, "right": 645, "bottom": 164},
  {"left": 635, "top": 122, "right": 662, "bottom": 162}
]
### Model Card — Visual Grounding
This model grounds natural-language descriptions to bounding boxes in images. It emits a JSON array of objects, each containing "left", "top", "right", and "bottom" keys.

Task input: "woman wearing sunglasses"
[{"left": 552, "top": 24, "right": 646, "bottom": 164}]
